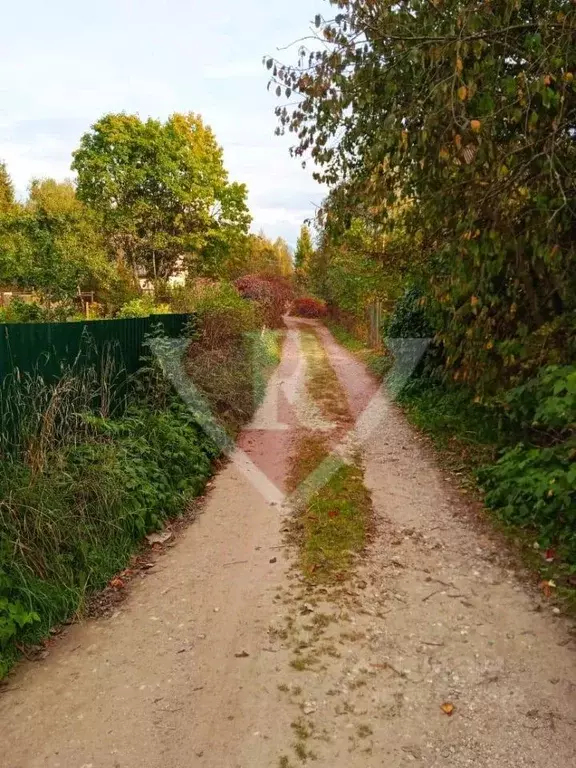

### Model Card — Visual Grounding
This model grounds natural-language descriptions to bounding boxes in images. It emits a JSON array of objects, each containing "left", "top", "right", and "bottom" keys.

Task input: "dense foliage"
[
  {"left": 293, "top": 296, "right": 328, "bottom": 318},
  {"left": 235, "top": 273, "right": 294, "bottom": 326},
  {"left": 72, "top": 113, "right": 251, "bottom": 282},
  {"left": 270, "top": 0, "right": 576, "bottom": 392},
  {"left": 0, "top": 112, "right": 269, "bottom": 313},
  {"left": 271, "top": 1, "right": 576, "bottom": 568},
  {"left": 0, "top": 178, "right": 112, "bottom": 300},
  {"left": 0, "top": 309, "right": 282, "bottom": 678}
]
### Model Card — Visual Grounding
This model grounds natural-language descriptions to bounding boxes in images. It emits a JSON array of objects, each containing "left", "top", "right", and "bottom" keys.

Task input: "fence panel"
[{"left": 0, "top": 313, "right": 194, "bottom": 383}]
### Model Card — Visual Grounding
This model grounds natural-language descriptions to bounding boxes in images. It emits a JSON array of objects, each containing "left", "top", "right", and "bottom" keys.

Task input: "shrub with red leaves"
[
  {"left": 235, "top": 274, "right": 293, "bottom": 327},
  {"left": 293, "top": 297, "right": 327, "bottom": 318}
]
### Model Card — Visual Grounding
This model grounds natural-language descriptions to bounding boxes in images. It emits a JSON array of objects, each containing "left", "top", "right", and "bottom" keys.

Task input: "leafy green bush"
[
  {"left": 384, "top": 286, "right": 440, "bottom": 393},
  {"left": 0, "top": 298, "right": 79, "bottom": 324},
  {"left": 0, "top": 399, "right": 216, "bottom": 676},
  {"left": 479, "top": 439, "right": 576, "bottom": 560},
  {"left": 505, "top": 365, "right": 576, "bottom": 434},
  {"left": 0, "top": 326, "right": 221, "bottom": 678},
  {"left": 117, "top": 296, "right": 171, "bottom": 318},
  {"left": 395, "top": 360, "right": 576, "bottom": 566},
  {"left": 172, "top": 280, "right": 259, "bottom": 344},
  {"left": 478, "top": 365, "right": 576, "bottom": 559},
  {"left": 385, "top": 286, "right": 435, "bottom": 340},
  {"left": 0, "top": 308, "right": 281, "bottom": 678}
]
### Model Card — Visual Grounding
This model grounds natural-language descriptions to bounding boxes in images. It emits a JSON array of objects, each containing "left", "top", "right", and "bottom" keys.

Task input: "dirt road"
[{"left": 1, "top": 322, "right": 575, "bottom": 768}]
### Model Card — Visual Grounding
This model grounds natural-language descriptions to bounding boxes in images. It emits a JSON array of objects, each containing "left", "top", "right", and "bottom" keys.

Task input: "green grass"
[
  {"left": 295, "top": 459, "right": 371, "bottom": 582},
  {"left": 288, "top": 327, "right": 372, "bottom": 583},
  {"left": 0, "top": 400, "right": 218, "bottom": 677},
  {"left": 0, "top": 326, "right": 283, "bottom": 679},
  {"left": 397, "top": 377, "right": 503, "bottom": 473}
]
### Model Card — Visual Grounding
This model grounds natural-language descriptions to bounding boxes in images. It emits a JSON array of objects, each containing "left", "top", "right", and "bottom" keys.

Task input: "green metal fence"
[{"left": 0, "top": 313, "right": 194, "bottom": 383}]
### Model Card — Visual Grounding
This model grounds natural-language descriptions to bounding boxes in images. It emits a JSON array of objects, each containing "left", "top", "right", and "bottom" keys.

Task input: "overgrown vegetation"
[
  {"left": 183, "top": 281, "right": 283, "bottom": 435},
  {"left": 0, "top": 283, "right": 283, "bottom": 678},
  {"left": 0, "top": 335, "right": 215, "bottom": 677},
  {"left": 292, "top": 297, "right": 327, "bottom": 319},
  {"left": 270, "top": 1, "right": 576, "bottom": 576}
]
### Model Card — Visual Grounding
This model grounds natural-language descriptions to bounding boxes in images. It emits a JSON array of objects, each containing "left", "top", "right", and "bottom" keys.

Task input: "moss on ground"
[{"left": 287, "top": 327, "right": 372, "bottom": 584}]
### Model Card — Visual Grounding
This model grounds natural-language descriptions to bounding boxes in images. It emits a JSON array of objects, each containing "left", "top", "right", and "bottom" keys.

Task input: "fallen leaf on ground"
[
  {"left": 440, "top": 702, "right": 455, "bottom": 716},
  {"left": 540, "top": 579, "right": 556, "bottom": 598},
  {"left": 235, "top": 651, "right": 250, "bottom": 658},
  {"left": 109, "top": 578, "right": 125, "bottom": 590}
]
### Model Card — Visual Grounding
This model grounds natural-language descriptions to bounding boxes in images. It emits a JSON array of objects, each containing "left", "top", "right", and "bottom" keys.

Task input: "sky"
[{"left": 0, "top": 0, "right": 326, "bottom": 246}]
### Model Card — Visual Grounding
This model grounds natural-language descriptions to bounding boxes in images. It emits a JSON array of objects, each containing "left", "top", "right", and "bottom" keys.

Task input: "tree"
[
  {"left": 0, "top": 162, "right": 15, "bottom": 214},
  {"left": 273, "top": 237, "right": 294, "bottom": 278},
  {"left": 238, "top": 232, "right": 293, "bottom": 278},
  {"left": 271, "top": 1, "right": 576, "bottom": 392},
  {"left": 294, "top": 224, "right": 314, "bottom": 271},
  {"left": 72, "top": 113, "right": 251, "bottom": 280},
  {"left": 294, "top": 224, "right": 316, "bottom": 291},
  {"left": 0, "top": 177, "right": 113, "bottom": 299},
  {"left": 195, "top": 182, "right": 253, "bottom": 278}
]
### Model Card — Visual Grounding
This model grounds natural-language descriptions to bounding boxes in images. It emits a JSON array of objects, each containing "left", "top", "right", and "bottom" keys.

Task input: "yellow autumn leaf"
[
  {"left": 441, "top": 702, "right": 455, "bottom": 716},
  {"left": 458, "top": 85, "right": 468, "bottom": 101},
  {"left": 470, "top": 119, "right": 481, "bottom": 133},
  {"left": 456, "top": 57, "right": 463, "bottom": 74}
]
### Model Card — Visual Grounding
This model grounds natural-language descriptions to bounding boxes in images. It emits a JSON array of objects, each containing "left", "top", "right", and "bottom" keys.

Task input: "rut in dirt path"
[{"left": 1, "top": 320, "right": 575, "bottom": 768}]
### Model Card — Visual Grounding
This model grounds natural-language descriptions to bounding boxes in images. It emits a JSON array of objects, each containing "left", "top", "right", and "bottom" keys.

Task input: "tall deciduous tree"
[
  {"left": 271, "top": 1, "right": 576, "bottom": 391},
  {"left": 273, "top": 237, "right": 294, "bottom": 278},
  {"left": 72, "top": 113, "right": 251, "bottom": 280}
]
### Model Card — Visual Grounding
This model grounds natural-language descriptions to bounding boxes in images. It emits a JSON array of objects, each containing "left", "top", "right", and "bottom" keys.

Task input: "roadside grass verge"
[
  {"left": 397, "top": 377, "right": 576, "bottom": 613},
  {"left": 0, "top": 327, "right": 282, "bottom": 679},
  {"left": 287, "top": 327, "right": 372, "bottom": 583}
]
